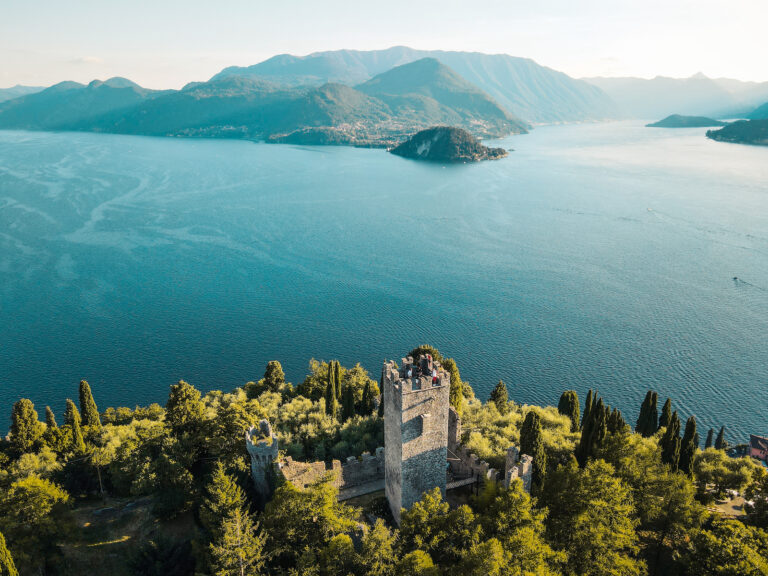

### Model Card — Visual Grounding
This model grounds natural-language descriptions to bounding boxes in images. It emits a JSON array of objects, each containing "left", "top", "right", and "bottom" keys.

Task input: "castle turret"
[
  {"left": 246, "top": 419, "right": 279, "bottom": 499},
  {"left": 383, "top": 354, "right": 450, "bottom": 525}
]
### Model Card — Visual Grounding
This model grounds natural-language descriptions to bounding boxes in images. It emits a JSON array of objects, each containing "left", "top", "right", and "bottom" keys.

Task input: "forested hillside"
[{"left": 1, "top": 346, "right": 766, "bottom": 576}]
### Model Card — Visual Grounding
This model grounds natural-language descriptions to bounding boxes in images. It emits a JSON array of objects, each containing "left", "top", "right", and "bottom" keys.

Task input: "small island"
[
  {"left": 389, "top": 126, "right": 508, "bottom": 163},
  {"left": 706, "top": 119, "right": 768, "bottom": 146},
  {"left": 646, "top": 114, "right": 726, "bottom": 128}
]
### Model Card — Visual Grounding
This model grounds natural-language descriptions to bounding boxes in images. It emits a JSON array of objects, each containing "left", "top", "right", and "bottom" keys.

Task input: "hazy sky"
[{"left": 2, "top": 0, "right": 766, "bottom": 89}]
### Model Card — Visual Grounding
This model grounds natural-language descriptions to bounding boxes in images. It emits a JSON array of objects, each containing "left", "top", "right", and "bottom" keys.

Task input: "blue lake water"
[{"left": 1, "top": 122, "right": 767, "bottom": 441}]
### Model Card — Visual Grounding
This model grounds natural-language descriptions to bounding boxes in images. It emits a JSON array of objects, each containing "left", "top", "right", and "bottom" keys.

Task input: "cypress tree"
[
  {"left": 45, "top": 406, "right": 58, "bottom": 429},
  {"left": 66, "top": 398, "right": 87, "bottom": 454},
  {"left": 705, "top": 428, "right": 714, "bottom": 449},
  {"left": 378, "top": 371, "right": 385, "bottom": 418},
  {"left": 679, "top": 416, "right": 699, "bottom": 475},
  {"left": 324, "top": 374, "right": 338, "bottom": 418},
  {"left": 263, "top": 361, "right": 286, "bottom": 393},
  {"left": 341, "top": 384, "right": 355, "bottom": 422},
  {"left": 79, "top": 379, "right": 101, "bottom": 429},
  {"left": 714, "top": 426, "right": 726, "bottom": 450},
  {"left": 360, "top": 380, "right": 375, "bottom": 415},
  {"left": 520, "top": 411, "right": 546, "bottom": 490},
  {"left": 557, "top": 390, "right": 580, "bottom": 432},
  {"left": 442, "top": 358, "right": 464, "bottom": 415},
  {"left": 490, "top": 380, "right": 509, "bottom": 414},
  {"left": 660, "top": 411, "right": 681, "bottom": 469},
  {"left": 9, "top": 398, "right": 44, "bottom": 454},
  {"left": 0, "top": 531, "right": 19, "bottom": 576},
  {"left": 659, "top": 398, "right": 672, "bottom": 429},
  {"left": 607, "top": 408, "right": 628, "bottom": 434},
  {"left": 581, "top": 389, "right": 594, "bottom": 431},
  {"left": 635, "top": 390, "right": 658, "bottom": 437},
  {"left": 333, "top": 361, "right": 342, "bottom": 401},
  {"left": 165, "top": 380, "right": 205, "bottom": 436},
  {"left": 576, "top": 395, "right": 609, "bottom": 466}
]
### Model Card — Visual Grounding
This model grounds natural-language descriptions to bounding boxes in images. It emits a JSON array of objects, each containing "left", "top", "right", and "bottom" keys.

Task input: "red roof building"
[{"left": 750, "top": 434, "right": 768, "bottom": 462}]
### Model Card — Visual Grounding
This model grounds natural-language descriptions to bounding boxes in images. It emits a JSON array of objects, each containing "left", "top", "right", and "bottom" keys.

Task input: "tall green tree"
[
  {"left": 635, "top": 390, "right": 658, "bottom": 437},
  {"left": 44, "top": 406, "right": 57, "bottom": 429},
  {"left": 78, "top": 379, "right": 101, "bottom": 429},
  {"left": 357, "top": 519, "right": 396, "bottom": 576},
  {"left": 64, "top": 399, "right": 86, "bottom": 454},
  {"left": 324, "top": 372, "right": 338, "bottom": 418},
  {"left": 0, "top": 531, "right": 18, "bottom": 576},
  {"left": 705, "top": 428, "right": 714, "bottom": 449},
  {"left": 658, "top": 398, "right": 672, "bottom": 429},
  {"left": 263, "top": 360, "right": 286, "bottom": 393},
  {"left": 678, "top": 416, "right": 699, "bottom": 475},
  {"left": 686, "top": 519, "right": 768, "bottom": 576},
  {"left": 714, "top": 426, "right": 727, "bottom": 450},
  {"left": 557, "top": 390, "right": 580, "bottom": 432},
  {"left": 490, "top": 380, "right": 509, "bottom": 414},
  {"left": 201, "top": 462, "right": 247, "bottom": 541},
  {"left": 660, "top": 411, "right": 681, "bottom": 470},
  {"left": 520, "top": 411, "right": 547, "bottom": 490},
  {"left": 442, "top": 358, "right": 464, "bottom": 415},
  {"left": 9, "top": 399, "right": 43, "bottom": 455},
  {"left": 360, "top": 380, "right": 375, "bottom": 416},
  {"left": 165, "top": 380, "right": 205, "bottom": 437},
  {"left": 608, "top": 408, "right": 628, "bottom": 434},
  {"left": 576, "top": 396, "right": 608, "bottom": 466},
  {"left": 582, "top": 389, "right": 594, "bottom": 431},
  {"left": 209, "top": 508, "right": 267, "bottom": 576},
  {"left": 341, "top": 384, "right": 355, "bottom": 422}
]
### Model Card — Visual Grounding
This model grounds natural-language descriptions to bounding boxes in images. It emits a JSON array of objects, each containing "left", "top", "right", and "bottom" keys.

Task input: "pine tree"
[
  {"left": 66, "top": 398, "right": 87, "bottom": 454},
  {"left": 209, "top": 508, "right": 266, "bottom": 576},
  {"left": 557, "top": 390, "right": 580, "bottom": 432},
  {"left": 659, "top": 398, "right": 672, "bottom": 429},
  {"left": 79, "top": 379, "right": 101, "bottom": 429},
  {"left": 324, "top": 373, "right": 338, "bottom": 418},
  {"left": 9, "top": 398, "right": 44, "bottom": 454},
  {"left": 581, "top": 389, "right": 594, "bottom": 431},
  {"left": 165, "top": 380, "right": 205, "bottom": 436},
  {"left": 341, "top": 384, "right": 355, "bottom": 422},
  {"left": 635, "top": 390, "right": 658, "bottom": 437},
  {"left": 660, "top": 411, "right": 681, "bottom": 469},
  {"left": 679, "top": 416, "right": 699, "bottom": 475},
  {"left": 0, "top": 531, "right": 19, "bottom": 576},
  {"left": 201, "top": 462, "right": 247, "bottom": 542},
  {"left": 714, "top": 426, "right": 727, "bottom": 450},
  {"left": 45, "top": 406, "right": 58, "bottom": 429},
  {"left": 360, "top": 380, "right": 375, "bottom": 415},
  {"left": 490, "top": 380, "right": 509, "bottom": 414},
  {"left": 520, "top": 411, "right": 546, "bottom": 490},
  {"left": 705, "top": 428, "right": 714, "bottom": 449}
]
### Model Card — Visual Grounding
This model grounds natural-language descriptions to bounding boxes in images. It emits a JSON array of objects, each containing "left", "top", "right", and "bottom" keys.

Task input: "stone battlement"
[{"left": 246, "top": 419, "right": 279, "bottom": 498}]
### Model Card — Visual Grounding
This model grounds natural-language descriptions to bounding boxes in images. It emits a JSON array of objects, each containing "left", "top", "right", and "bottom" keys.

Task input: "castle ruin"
[{"left": 246, "top": 350, "right": 533, "bottom": 523}]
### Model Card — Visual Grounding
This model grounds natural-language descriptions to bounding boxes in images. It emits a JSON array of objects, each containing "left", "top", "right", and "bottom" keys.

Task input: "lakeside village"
[{"left": 2, "top": 346, "right": 768, "bottom": 575}]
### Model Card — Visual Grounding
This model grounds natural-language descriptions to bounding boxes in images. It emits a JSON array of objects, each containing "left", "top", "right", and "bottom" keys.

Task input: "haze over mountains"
[{"left": 1, "top": 47, "right": 767, "bottom": 147}]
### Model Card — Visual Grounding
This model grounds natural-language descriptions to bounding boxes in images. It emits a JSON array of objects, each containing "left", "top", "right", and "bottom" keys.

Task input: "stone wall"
[
  {"left": 504, "top": 446, "right": 533, "bottom": 492},
  {"left": 246, "top": 420, "right": 279, "bottom": 499},
  {"left": 279, "top": 447, "right": 385, "bottom": 496}
]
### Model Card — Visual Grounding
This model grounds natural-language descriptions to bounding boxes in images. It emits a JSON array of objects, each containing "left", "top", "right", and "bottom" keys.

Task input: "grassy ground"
[{"left": 59, "top": 496, "right": 199, "bottom": 575}]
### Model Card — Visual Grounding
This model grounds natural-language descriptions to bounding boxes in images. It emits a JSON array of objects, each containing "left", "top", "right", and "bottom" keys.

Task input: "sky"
[{"left": 2, "top": 0, "right": 767, "bottom": 89}]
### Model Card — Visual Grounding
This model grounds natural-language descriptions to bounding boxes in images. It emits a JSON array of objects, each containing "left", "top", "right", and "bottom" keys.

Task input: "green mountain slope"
[
  {"left": 211, "top": 46, "right": 617, "bottom": 123},
  {"left": 748, "top": 101, "right": 768, "bottom": 119},
  {"left": 0, "top": 85, "right": 45, "bottom": 104},
  {"left": 646, "top": 114, "right": 726, "bottom": 128},
  {"left": 706, "top": 119, "right": 768, "bottom": 146}
]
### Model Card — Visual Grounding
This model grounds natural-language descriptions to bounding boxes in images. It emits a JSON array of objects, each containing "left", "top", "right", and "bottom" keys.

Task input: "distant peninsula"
[
  {"left": 646, "top": 114, "right": 726, "bottom": 128},
  {"left": 706, "top": 119, "right": 768, "bottom": 146},
  {"left": 390, "top": 126, "right": 508, "bottom": 162}
]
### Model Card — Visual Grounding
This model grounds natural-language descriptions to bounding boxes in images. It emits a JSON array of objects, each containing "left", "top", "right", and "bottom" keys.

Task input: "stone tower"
[
  {"left": 383, "top": 354, "right": 450, "bottom": 525},
  {"left": 246, "top": 419, "right": 279, "bottom": 499}
]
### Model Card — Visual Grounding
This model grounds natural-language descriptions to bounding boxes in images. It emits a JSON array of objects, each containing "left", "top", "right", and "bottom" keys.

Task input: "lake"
[{"left": 1, "top": 122, "right": 766, "bottom": 441}]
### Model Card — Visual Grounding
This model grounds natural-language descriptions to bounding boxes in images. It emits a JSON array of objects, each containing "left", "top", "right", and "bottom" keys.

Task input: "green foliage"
[
  {"left": 557, "top": 390, "right": 580, "bottom": 433},
  {"left": 395, "top": 550, "right": 439, "bottom": 576},
  {"left": 714, "top": 426, "right": 727, "bottom": 450},
  {"left": 129, "top": 537, "right": 196, "bottom": 576},
  {"left": 490, "top": 380, "right": 509, "bottom": 414},
  {"left": 324, "top": 372, "right": 338, "bottom": 418},
  {"left": 65, "top": 398, "right": 87, "bottom": 454},
  {"left": 357, "top": 519, "right": 397, "bottom": 576},
  {"left": 635, "top": 390, "right": 658, "bottom": 437},
  {"left": 44, "top": 406, "right": 57, "bottom": 429},
  {"left": 262, "top": 479, "right": 358, "bottom": 568},
  {"left": 581, "top": 389, "right": 594, "bottom": 431},
  {"left": 705, "top": 428, "right": 714, "bottom": 449},
  {"left": 408, "top": 345, "right": 443, "bottom": 363},
  {"left": 341, "top": 383, "right": 356, "bottom": 422},
  {"left": 520, "top": 411, "right": 547, "bottom": 490},
  {"left": 660, "top": 411, "right": 681, "bottom": 470},
  {"left": 165, "top": 380, "right": 205, "bottom": 437},
  {"left": 686, "top": 519, "right": 768, "bottom": 575},
  {"left": 693, "top": 448, "right": 762, "bottom": 498},
  {"left": 658, "top": 397, "right": 672, "bottom": 429},
  {"left": 210, "top": 508, "right": 267, "bottom": 576},
  {"left": 679, "top": 415, "right": 699, "bottom": 476},
  {"left": 9, "top": 399, "right": 43, "bottom": 455},
  {"left": 0, "top": 532, "right": 18, "bottom": 576},
  {"left": 79, "top": 379, "right": 102, "bottom": 429},
  {"left": 360, "top": 379, "right": 376, "bottom": 416},
  {"left": 442, "top": 357, "right": 464, "bottom": 415},
  {"left": 746, "top": 470, "right": 768, "bottom": 529},
  {"left": 575, "top": 395, "right": 609, "bottom": 466},
  {"left": 201, "top": 462, "right": 247, "bottom": 541}
]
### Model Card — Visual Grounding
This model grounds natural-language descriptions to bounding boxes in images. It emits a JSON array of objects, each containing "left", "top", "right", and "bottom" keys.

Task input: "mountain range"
[
  {"left": 0, "top": 85, "right": 44, "bottom": 104},
  {"left": 584, "top": 73, "right": 768, "bottom": 119}
]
